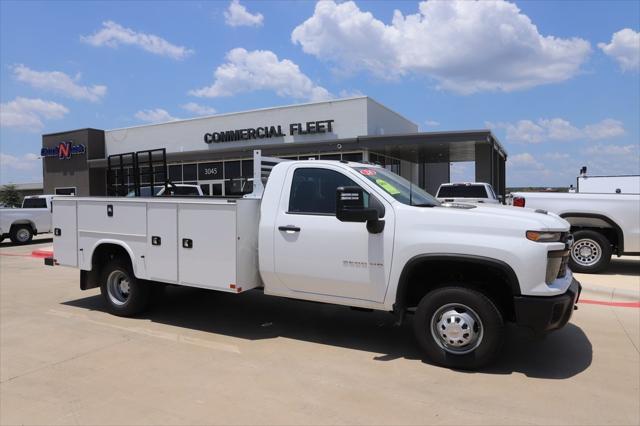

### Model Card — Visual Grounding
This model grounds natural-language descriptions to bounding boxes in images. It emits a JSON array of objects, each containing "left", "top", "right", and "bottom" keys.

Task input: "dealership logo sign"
[
  {"left": 41, "top": 142, "right": 86, "bottom": 160},
  {"left": 204, "top": 120, "right": 335, "bottom": 144}
]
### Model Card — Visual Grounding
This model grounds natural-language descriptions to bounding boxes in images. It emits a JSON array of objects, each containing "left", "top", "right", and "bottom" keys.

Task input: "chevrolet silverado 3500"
[{"left": 47, "top": 151, "right": 580, "bottom": 369}]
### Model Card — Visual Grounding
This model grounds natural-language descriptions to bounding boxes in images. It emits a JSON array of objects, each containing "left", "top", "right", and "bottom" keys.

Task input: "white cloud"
[
  {"left": 224, "top": 0, "right": 264, "bottom": 27},
  {"left": 508, "top": 152, "right": 545, "bottom": 170},
  {"left": 134, "top": 108, "right": 178, "bottom": 123},
  {"left": 181, "top": 102, "right": 216, "bottom": 116},
  {"left": 487, "top": 118, "right": 624, "bottom": 144},
  {"left": 583, "top": 119, "right": 625, "bottom": 140},
  {"left": 0, "top": 152, "right": 41, "bottom": 171},
  {"left": 425, "top": 120, "right": 440, "bottom": 127},
  {"left": 291, "top": 1, "right": 591, "bottom": 94},
  {"left": 544, "top": 152, "right": 570, "bottom": 160},
  {"left": 585, "top": 144, "right": 639, "bottom": 156},
  {"left": 189, "top": 48, "right": 332, "bottom": 101},
  {"left": 13, "top": 64, "right": 106, "bottom": 102},
  {"left": 81, "top": 21, "right": 193, "bottom": 60},
  {"left": 598, "top": 28, "right": 640, "bottom": 72},
  {"left": 0, "top": 97, "right": 69, "bottom": 130}
]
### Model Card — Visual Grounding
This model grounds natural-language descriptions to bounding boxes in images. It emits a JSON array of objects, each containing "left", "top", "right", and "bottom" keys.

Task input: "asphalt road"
[{"left": 1, "top": 237, "right": 639, "bottom": 425}]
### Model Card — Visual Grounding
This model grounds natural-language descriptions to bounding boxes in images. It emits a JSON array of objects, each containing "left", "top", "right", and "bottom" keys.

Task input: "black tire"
[
  {"left": 413, "top": 286, "right": 504, "bottom": 370},
  {"left": 100, "top": 258, "right": 149, "bottom": 316},
  {"left": 569, "top": 230, "right": 612, "bottom": 274},
  {"left": 10, "top": 225, "right": 33, "bottom": 244}
]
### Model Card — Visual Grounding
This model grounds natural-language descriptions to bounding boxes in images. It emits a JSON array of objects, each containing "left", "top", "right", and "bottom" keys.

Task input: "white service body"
[{"left": 577, "top": 174, "right": 640, "bottom": 194}]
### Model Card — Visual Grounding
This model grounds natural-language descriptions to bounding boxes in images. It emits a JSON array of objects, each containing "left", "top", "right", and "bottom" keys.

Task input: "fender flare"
[
  {"left": 559, "top": 212, "right": 624, "bottom": 253},
  {"left": 87, "top": 239, "right": 138, "bottom": 276},
  {"left": 393, "top": 254, "right": 521, "bottom": 311}
]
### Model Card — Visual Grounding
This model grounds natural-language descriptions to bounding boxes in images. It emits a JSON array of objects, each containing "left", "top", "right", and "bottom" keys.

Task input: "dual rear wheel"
[{"left": 100, "top": 259, "right": 151, "bottom": 316}]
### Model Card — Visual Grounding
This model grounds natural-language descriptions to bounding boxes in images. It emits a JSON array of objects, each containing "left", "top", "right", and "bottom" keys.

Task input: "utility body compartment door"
[
  {"left": 52, "top": 199, "right": 78, "bottom": 267},
  {"left": 146, "top": 203, "right": 178, "bottom": 282},
  {"left": 178, "top": 202, "right": 237, "bottom": 291}
]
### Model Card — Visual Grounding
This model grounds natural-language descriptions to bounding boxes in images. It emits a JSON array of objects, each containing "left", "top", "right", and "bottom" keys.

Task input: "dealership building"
[{"left": 41, "top": 97, "right": 507, "bottom": 198}]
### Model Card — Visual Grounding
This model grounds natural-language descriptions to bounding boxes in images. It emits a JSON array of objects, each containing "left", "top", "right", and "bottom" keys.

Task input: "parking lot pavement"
[{"left": 1, "top": 240, "right": 639, "bottom": 426}]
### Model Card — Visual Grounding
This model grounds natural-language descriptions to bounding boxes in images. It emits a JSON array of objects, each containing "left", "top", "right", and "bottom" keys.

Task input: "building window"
[
  {"left": 224, "top": 161, "right": 241, "bottom": 179},
  {"left": 55, "top": 187, "right": 76, "bottom": 196},
  {"left": 241, "top": 160, "right": 253, "bottom": 178},
  {"left": 341, "top": 152, "right": 363, "bottom": 162},
  {"left": 198, "top": 162, "right": 223, "bottom": 180},
  {"left": 183, "top": 164, "right": 197, "bottom": 181},
  {"left": 168, "top": 164, "right": 182, "bottom": 182}
]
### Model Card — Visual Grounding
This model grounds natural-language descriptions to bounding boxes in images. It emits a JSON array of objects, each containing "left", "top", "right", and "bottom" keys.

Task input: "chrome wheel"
[
  {"left": 106, "top": 270, "right": 130, "bottom": 306},
  {"left": 15, "top": 228, "right": 31, "bottom": 242},
  {"left": 430, "top": 303, "right": 483, "bottom": 355},
  {"left": 571, "top": 238, "right": 602, "bottom": 267}
]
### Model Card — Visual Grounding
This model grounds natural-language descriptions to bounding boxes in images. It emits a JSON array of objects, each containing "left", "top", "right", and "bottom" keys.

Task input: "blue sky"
[{"left": 1, "top": 0, "right": 638, "bottom": 187}]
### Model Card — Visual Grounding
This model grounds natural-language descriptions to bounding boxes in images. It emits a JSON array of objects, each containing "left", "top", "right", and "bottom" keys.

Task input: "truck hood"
[{"left": 438, "top": 202, "right": 569, "bottom": 231}]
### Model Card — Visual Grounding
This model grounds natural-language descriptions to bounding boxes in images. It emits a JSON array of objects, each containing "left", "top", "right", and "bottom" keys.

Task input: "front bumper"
[{"left": 513, "top": 278, "right": 581, "bottom": 333}]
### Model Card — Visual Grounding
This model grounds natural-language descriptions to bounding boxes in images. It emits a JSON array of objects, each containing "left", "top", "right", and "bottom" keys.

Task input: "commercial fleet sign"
[
  {"left": 41, "top": 141, "right": 86, "bottom": 160},
  {"left": 204, "top": 119, "right": 335, "bottom": 144}
]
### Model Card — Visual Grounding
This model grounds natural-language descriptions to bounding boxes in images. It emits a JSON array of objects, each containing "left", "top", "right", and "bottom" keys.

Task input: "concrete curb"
[{"left": 580, "top": 282, "right": 640, "bottom": 302}]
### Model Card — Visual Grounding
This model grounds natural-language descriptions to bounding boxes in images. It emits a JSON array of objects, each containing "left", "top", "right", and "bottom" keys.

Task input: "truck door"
[{"left": 273, "top": 166, "right": 395, "bottom": 303}]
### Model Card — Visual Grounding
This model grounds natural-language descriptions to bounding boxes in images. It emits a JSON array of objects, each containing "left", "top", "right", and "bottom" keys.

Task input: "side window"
[{"left": 288, "top": 168, "right": 365, "bottom": 214}]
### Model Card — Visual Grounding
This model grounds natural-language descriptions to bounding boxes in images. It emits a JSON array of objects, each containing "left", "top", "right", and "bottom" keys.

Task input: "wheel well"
[
  {"left": 10, "top": 221, "right": 35, "bottom": 232},
  {"left": 396, "top": 257, "right": 518, "bottom": 322},
  {"left": 82, "top": 244, "right": 133, "bottom": 290},
  {"left": 561, "top": 213, "right": 623, "bottom": 255}
]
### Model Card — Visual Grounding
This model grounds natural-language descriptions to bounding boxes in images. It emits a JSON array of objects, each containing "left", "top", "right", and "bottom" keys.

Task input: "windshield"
[{"left": 352, "top": 166, "right": 440, "bottom": 207}]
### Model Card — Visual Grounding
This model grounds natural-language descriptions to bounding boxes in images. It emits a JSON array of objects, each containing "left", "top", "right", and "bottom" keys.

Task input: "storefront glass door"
[{"left": 199, "top": 181, "right": 224, "bottom": 196}]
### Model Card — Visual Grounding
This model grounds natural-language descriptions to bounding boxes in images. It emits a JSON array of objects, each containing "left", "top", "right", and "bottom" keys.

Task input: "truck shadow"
[{"left": 62, "top": 286, "right": 592, "bottom": 379}]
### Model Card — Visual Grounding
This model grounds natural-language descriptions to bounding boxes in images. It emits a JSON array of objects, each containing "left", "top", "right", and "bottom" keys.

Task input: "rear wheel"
[
  {"left": 10, "top": 225, "right": 33, "bottom": 244},
  {"left": 569, "top": 230, "right": 611, "bottom": 273},
  {"left": 100, "top": 258, "right": 149, "bottom": 316},
  {"left": 413, "top": 286, "right": 504, "bottom": 370}
]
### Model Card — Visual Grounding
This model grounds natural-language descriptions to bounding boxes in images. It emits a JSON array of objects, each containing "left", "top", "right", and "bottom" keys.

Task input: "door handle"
[
  {"left": 182, "top": 238, "right": 193, "bottom": 248},
  {"left": 278, "top": 225, "right": 301, "bottom": 233}
]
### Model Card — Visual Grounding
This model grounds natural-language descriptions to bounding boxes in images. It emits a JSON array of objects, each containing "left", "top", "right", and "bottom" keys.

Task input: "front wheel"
[
  {"left": 413, "top": 286, "right": 504, "bottom": 370},
  {"left": 569, "top": 230, "right": 611, "bottom": 274},
  {"left": 100, "top": 259, "right": 149, "bottom": 316}
]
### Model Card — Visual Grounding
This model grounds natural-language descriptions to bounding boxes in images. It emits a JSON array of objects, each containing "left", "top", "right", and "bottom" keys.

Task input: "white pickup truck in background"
[
  {"left": 435, "top": 182, "right": 501, "bottom": 204},
  {"left": 0, "top": 195, "right": 54, "bottom": 244},
  {"left": 47, "top": 151, "right": 580, "bottom": 370},
  {"left": 510, "top": 170, "right": 640, "bottom": 273}
]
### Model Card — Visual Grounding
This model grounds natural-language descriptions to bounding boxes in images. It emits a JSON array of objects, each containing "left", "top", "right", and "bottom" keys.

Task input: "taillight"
[{"left": 513, "top": 196, "right": 525, "bottom": 207}]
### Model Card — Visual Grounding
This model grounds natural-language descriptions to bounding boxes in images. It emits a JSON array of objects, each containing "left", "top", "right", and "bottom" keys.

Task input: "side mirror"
[{"left": 336, "top": 186, "right": 384, "bottom": 233}]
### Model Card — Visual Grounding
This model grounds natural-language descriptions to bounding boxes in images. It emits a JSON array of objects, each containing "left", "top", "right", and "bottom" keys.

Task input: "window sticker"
[
  {"left": 376, "top": 179, "right": 401, "bottom": 195},
  {"left": 359, "top": 169, "right": 377, "bottom": 176}
]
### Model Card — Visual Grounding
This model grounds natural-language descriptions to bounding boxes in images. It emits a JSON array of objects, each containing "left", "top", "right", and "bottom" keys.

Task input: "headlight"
[{"left": 526, "top": 231, "right": 562, "bottom": 242}]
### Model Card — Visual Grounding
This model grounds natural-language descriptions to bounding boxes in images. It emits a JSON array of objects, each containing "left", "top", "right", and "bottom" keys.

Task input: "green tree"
[{"left": 0, "top": 184, "right": 22, "bottom": 207}]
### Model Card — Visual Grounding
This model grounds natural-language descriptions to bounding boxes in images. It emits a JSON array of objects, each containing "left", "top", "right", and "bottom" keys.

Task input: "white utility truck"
[
  {"left": 0, "top": 195, "right": 54, "bottom": 244},
  {"left": 47, "top": 151, "right": 580, "bottom": 369},
  {"left": 435, "top": 182, "right": 501, "bottom": 204},
  {"left": 510, "top": 168, "right": 640, "bottom": 273}
]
